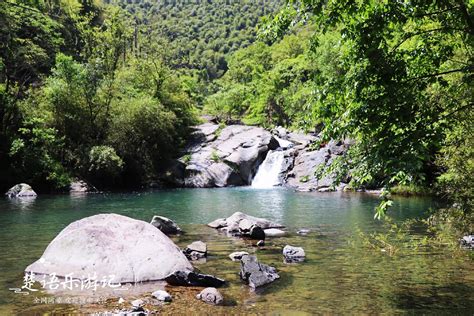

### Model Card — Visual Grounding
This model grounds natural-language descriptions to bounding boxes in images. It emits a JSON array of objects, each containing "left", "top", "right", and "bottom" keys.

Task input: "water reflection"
[{"left": 6, "top": 196, "right": 37, "bottom": 210}]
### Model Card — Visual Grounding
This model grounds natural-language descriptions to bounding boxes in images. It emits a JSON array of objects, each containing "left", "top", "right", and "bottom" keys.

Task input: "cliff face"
[{"left": 162, "top": 123, "right": 350, "bottom": 192}]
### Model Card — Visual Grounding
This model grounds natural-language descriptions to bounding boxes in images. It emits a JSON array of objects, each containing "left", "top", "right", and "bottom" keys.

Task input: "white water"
[{"left": 251, "top": 150, "right": 285, "bottom": 189}]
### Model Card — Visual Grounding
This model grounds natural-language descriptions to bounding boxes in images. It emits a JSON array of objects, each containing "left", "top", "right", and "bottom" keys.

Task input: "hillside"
[{"left": 117, "top": 0, "right": 283, "bottom": 81}]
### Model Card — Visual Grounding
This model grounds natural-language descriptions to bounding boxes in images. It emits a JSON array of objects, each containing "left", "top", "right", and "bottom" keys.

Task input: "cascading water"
[{"left": 251, "top": 150, "right": 285, "bottom": 188}]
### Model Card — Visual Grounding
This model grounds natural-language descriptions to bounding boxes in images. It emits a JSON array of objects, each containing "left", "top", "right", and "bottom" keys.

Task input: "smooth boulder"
[
  {"left": 5, "top": 183, "right": 37, "bottom": 198},
  {"left": 25, "top": 214, "right": 193, "bottom": 283},
  {"left": 196, "top": 287, "right": 223, "bottom": 305},
  {"left": 283, "top": 245, "right": 305, "bottom": 263},
  {"left": 183, "top": 241, "right": 207, "bottom": 260},
  {"left": 208, "top": 212, "right": 284, "bottom": 230},
  {"left": 152, "top": 290, "right": 172, "bottom": 302},
  {"left": 239, "top": 255, "right": 279, "bottom": 288},
  {"left": 164, "top": 270, "right": 225, "bottom": 288},
  {"left": 150, "top": 215, "right": 182, "bottom": 235}
]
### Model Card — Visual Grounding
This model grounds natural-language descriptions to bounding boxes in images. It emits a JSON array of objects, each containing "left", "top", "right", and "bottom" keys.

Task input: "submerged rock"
[
  {"left": 25, "top": 214, "right": 193, "bottom": 283},
  {"left": 164, "top": 270, "right": 225, "bottom": 288},
  {"left": 183, "top": 241, "right": 207, "bottom": 260},
  {"left": 460, "top": 235, "right": 474, "bottom": 249},
  {"left": 196, "top": 287, "right": 223, "bottom": 305},
  {"left": 229, "top": 251, "right": 249, "bottom": 261},
  {"left": 5, "top": 183, "right": 37, "bottom": 198},
  {"left": 264, "top": 228, "right": 286, "bottom": 237},
  {"left": 239, "top": 255, "right": 279, "bottom": 288},
  {"left": 150, "top": 215, "right": 182, "bottom": 235},
  {"left": 297, "top": 229, "right": 311, "bottom": 235},
  {"left": 283, "top": 245, "right": 305, "bottom": 263},
  {"left": 152, "top": 290, "right": 172, "bottom": 302}
]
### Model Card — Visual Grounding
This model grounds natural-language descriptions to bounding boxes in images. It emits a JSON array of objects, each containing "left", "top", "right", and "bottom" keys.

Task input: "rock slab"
[
  {"left": 239, "top": 255, "right": 279, "bottom": 288},
  {"left": 183, "top": 241, "right": 207, "bottom": 260},
  {"left": 25, "top": 214, "right": 193, "bottom": 283}
]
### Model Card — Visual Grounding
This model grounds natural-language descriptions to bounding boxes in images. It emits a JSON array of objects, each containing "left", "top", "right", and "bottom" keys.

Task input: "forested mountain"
[{"left": 117, "top": 0, "right": 283, "bottom": 81}]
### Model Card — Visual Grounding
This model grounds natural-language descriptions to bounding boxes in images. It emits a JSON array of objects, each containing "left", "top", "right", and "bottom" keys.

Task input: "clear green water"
[{"left": 0, "top": 188, "right": 472, "bottom": 314}]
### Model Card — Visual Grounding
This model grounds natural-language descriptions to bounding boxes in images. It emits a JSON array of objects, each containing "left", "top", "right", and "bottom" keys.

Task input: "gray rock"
[
  {"left": 25, "top": 214, "right": 193, "bottom": 283},
  {"left": 239, "top": 255, "right": 279, "bottom": 288},
  {"left": 256, "top": 240, "right": 265, "bottom": 247},
  {"left": 69, "top": 179, "right": 97, "bottom": 193},
  {"left": 229, "top": 251, "right": 249, "bottom": 261},
  {"left": 152, "top": 290, "right": 172, "bottom": 302},
  {"left": 131, "top": 299, "right": 145, "bottom": 308},
  {"left": 167, "top": 123, "right": 279, "bottom": 188},
  {"left": 5, "top": 183, "right": 37, "bottom": 198},
  {"left": 150, "top": 215, "right": 182, "bottom": 235},
  {"left": 285, "top": 139, "right": 350, "bottom": 192},
  {"left": 283, "top": 245, "right": 305, "bottom": 263},
  {"left": 196, "top": 287, "right": 223, "bottom": 305},
  {"left": 183, "top": 241, "right": 207, "bottom": 260},
  {"left": 164, "top": 270, "right": 225, "bottom": 288},
  {"left": 274, "top": 136, "right": 294, "bottom": 149},
  {"left": 264, "top": 228, "right": 286, "bottom": 237},
  {"left": 208, "top": 212, "right": 284, "bottom": 231},
  {"left": 460, "top": 235, "right": 474, "bottom": 249}
]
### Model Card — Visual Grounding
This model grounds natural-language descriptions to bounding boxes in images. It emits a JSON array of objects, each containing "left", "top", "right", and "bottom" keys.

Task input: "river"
[{"left": 0, "top": 188, "right": 472, "bottom": 314}]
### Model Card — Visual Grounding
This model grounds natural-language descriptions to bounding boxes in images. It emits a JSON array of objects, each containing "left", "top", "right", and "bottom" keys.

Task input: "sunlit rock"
[
  {"left": 5, "top": 183, "right": 37, "bottom": 198},
  {"left": 25, "top": 214, "right": 193, "bottom": 283},
  {"left": 196, "top": 287, "right": 223, "bottom": 305},
  {"left": 283, "top": 245, "right": 305, "bottom": 263}
]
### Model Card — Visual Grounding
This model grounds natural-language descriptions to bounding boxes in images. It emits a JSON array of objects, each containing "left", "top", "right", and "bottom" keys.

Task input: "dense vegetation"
[
  {"left": 116, "top": 0, "right": 282, "bottom": 103},
  {"left": 206, "top": 0, "right": 473, "bottom": 221},
  {"left": 0, "top": 0, "right": 197, "bottom": 191}
]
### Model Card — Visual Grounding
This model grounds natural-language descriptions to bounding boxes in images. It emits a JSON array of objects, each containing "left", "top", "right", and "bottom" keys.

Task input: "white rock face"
[
  {"left": 25, "top": 214, "right": 193, "bottom": 283},
  {"left": 5, "top": 183, "right": 37, "bottom": 198}
]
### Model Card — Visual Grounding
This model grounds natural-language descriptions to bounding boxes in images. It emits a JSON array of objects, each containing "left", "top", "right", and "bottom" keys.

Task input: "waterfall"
[{"left": 251, "top": 150, "right": 285, "bottom": 188}]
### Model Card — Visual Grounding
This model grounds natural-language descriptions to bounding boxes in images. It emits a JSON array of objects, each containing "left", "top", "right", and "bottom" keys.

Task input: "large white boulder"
[{"left": 25, "top": 214, "right": 193, "bottom": 283}]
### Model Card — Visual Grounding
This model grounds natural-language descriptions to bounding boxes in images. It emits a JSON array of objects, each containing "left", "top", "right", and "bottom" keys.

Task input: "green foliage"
[
  {"left": 436, "top": 108, "right": 474, "bottom": 213},
  {"left": 205, "top": 29, "right": 317, "bottom": 128},
  {"left": 8, "top": 117, "right": 70, "bottom": 190},
  {"left": 0, "top": 0, "right": 198, "bottom": 191},
  {"left": 210, "top": 149, "right": 221, "bottom": 163},
  {"left": 118, "top": 0, "right": 283, "bottom": 84},
  {"left": 281, "top": 0, "right": 472, "bottom": 195}
]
